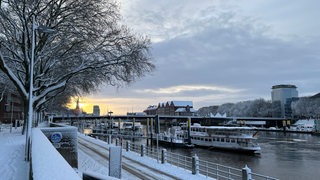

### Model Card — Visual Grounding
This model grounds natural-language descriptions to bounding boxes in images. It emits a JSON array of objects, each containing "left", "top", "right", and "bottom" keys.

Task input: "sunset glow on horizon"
[{"left": 66, "top": 96, "right": 149, "bottom": 115}]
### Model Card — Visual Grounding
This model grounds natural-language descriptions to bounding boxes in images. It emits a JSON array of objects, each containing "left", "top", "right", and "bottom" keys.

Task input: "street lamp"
[{"left": 25, "top": 16, "right": 55, "bottom": 161}]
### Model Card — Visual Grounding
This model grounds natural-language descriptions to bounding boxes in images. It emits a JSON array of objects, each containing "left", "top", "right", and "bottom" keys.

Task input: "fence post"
[
  {"left": 116, "top": 138, "right": 119, "bottom": 146},
  {"left": 242, "top": 165, "right": 252, "bottom": 180},
  {"left": 192, "top": 154, "right": 199, "bottom": 175},
  {"left": 161, "top": 149, "right": 167, "bottom": 164},
  {"left": 126, "top": 141, "right": 131, "bottom": 152},
  {"left": 107, "top": 134, "right": 112, "bottom": 144},
  {"left": 141, "top": 144, "right": 145, "bottom": 157}
]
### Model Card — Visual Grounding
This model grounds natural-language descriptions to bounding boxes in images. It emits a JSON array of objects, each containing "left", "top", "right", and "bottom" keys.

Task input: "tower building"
[
  {"left": 271, "top": 84, "right": 298, "bottom": 118},
  {"left": 93, "top": 105, "right": 100, "bottom": 116}
]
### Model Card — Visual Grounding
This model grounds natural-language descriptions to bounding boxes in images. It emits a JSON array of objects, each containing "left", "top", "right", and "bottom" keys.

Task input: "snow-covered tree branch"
[{"left": 0, "top": 0, "right": 155, "bottom": 131}]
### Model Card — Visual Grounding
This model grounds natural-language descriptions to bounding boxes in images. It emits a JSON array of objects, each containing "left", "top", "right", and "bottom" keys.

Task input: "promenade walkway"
[
  {"left": 0, "top": 126, "right": 28, "bottom": 180},
  {"left": 0, "top": 125, "right": 211, "bottom": 180}
]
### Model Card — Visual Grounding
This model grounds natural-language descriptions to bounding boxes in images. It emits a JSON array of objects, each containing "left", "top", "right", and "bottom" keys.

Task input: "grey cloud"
[{"left": 97, "top": 1, "right": 320, "bottom": 111}]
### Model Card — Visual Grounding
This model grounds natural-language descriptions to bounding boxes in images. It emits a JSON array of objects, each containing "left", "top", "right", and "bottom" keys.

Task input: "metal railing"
[
  {"left": 145, "top": 145, "right": 160, "bottom": 161},
  {"left": 199, "top": 159, "right": 242, "bottom": 179},
  {"left": 166, "top": 150, "right": 193, "bottom": 171},
  {"left": 120, "top": 139, "right": 279, "bottom": 180}
]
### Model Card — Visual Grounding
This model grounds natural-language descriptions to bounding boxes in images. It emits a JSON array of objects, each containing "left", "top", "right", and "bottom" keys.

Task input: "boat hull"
[{"left": 191, "top": 139, "right": 261, "bottom": 153}]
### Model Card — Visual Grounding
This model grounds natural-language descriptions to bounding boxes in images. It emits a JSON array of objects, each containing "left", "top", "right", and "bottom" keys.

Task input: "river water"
[
  {"left": 152, "top": 131, "right": 320, "bottom": 180},
  {"left": 90, "top": 120, "right": 319, "bottom": 179}
]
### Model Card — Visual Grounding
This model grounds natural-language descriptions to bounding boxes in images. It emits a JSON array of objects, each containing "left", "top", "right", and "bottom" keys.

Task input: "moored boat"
[
  {"left": 183, "top": 123, "right": 261, "bottom": 153},
  {"left": 153, "top": 126, "right": 189, "bottom": 147}
]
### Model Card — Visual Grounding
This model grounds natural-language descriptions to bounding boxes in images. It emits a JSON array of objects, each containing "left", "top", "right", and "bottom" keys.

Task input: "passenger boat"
[
  {"left": 183, "top": 124, "right": 261, "bottom": 153},
  {"left": 154, "top": 126, "right": 189, "bottom": 147}
]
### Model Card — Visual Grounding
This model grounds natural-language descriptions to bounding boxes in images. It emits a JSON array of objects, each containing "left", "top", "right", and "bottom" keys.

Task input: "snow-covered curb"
[{"left": 32, "top": 128, "right": 81, "bottom": 180}]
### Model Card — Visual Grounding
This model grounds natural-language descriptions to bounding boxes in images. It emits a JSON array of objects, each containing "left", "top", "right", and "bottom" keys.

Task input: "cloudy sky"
[{"left": 81, "top": 0, "right": 320, "bottom": 115}]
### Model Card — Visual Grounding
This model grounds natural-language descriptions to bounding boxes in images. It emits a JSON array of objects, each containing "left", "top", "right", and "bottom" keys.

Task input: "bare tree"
[{"left": 0, "top": 0, "right": 154, "bottom": 128}]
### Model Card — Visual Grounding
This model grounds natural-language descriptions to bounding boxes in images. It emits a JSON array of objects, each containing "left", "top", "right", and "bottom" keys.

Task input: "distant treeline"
[{"left": 197, "top": 97, "right": 320, "bottom": 118}]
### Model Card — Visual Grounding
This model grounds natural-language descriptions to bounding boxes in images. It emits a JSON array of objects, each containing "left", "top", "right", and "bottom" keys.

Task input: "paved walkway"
[{"left": 0, "top": 126, "right": 29, "bottom": 180}]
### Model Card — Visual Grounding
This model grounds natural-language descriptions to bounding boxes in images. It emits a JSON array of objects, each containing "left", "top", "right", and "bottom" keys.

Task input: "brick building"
[
  {"left": 144, "top": 101, "right": 197, "bottom": 116},
  {"left": 0, "top": 92, "right": 24, "bottom": 124}
]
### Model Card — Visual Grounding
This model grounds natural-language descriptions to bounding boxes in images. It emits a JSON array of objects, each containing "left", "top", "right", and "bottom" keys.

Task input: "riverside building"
[{"left": 271, "top": 84, "right": 298, "bottom": 118}]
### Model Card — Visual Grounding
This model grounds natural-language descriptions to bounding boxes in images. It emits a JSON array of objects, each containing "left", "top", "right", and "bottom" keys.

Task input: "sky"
[{"left": 79, "top": 0, "right": 320, "bottom": 115}]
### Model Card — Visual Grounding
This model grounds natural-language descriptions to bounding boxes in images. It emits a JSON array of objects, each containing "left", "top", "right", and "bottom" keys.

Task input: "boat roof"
[{"left": 191, "top": 125, "right": 256, "bottom": 130}]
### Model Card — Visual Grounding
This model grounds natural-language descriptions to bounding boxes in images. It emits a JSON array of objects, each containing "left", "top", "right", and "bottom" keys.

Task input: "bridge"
[{"left": 52, "top": 114, "right": 287, "bottom": 128}]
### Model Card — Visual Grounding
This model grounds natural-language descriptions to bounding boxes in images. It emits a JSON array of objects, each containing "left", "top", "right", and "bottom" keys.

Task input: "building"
[
  {"left": 271, "top": 84, "right": 298, "bottom": 118},
  {"left": 147, "top": 101, "right": 197, "bottom": 116},
  {"left": 0, "top": 92, "right": 24, "bottom": 124},
  {"left": 143, "top": 105, "right": 158, "bottom": 115},
  {"left": 93, "top": 105, "right": 100, "bottom": 116}
]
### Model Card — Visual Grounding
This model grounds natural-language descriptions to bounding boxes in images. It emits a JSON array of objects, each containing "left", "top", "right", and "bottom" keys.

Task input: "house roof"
[
  {"left": 175, "top": 107, "right": 197, "bottom": 113},
  {"left": 171, "top": 101, "right": 193, "bottom": 107}
]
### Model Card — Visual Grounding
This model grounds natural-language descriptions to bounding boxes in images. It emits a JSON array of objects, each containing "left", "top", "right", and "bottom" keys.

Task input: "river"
[
  {"left": 155, "top": 131, "right": 320, "bottom": 180},
  {"left": 90, "top": 121, "right": 320, "bottom": 179}
]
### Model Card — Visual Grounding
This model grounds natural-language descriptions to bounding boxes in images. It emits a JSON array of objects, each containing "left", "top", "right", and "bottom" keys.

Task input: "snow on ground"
[
  {"left": 0, "top": 124, "right": 212, "bottom": 180},
  {"left": 79, "top": 134, "right": 212, "bottom": 180},
  {"left": 78, "top": 148, "right": 137, "bottom": 180},
  {"left": 0, "top": 125, "right": 28, "bottom": 180}
]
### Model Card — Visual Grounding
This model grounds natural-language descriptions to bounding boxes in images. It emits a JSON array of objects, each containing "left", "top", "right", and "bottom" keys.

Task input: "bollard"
[
  {"left": 192, "top": 154, "right": 199, "bottom": 175},
  {"left": 242, "top": 165, "right": 252, "bottom": 180},
  {"left": 126, "top": 141, "right": 131, "bottom": 152},
  {"left": 161, "top": 149, "right": 167, "bottom": 164},
  {"left": 141, "top": 144, "right": 145, "bottom": 157}
]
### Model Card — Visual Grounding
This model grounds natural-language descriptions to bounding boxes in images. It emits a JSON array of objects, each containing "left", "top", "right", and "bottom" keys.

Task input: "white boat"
[
  {"left": 183, "top": 124, "right": 261, "bottom": 153},
  {"left": 290, "top": 119, "right": 315, "bottom": 132},
  {"left": 155, "top": 126, "right": 190, "bottom": 147},
  {"left": 120, "top": 122, "right": 144, "bottom": 137}
]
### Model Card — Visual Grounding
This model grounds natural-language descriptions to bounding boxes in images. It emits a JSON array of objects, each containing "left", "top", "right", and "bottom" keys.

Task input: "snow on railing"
[{"left": 31, "top": 128, "right": 80, "bottom": 180}]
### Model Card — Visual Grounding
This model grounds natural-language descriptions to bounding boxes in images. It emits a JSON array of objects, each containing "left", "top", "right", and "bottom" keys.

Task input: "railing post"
[
  {"left": 126, "top": 141, "right": 130, "bottom": 152},
  {"left": 141, "top": 144, "right": 145, "bottom": 157},
  {"left": 108, "top": 134, "right": 112, "bottom": 144},
  {"left": 161, "top": 149, "right": 167, "bottom": 164},
  {"left": 242, "top": 164, "right": 252, "bottom": 180},
  {"left": 192, "top": 154, "right": 199, "bottom": 175},
  {"left": 116, "top": 138, "right": 119, "bottom": 146}
]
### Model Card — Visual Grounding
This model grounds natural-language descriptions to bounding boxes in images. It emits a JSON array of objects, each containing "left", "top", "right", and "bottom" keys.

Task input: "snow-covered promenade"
[
  {"left": 0, "top": 125, "right": 212, "bottom": 180},
  {"left": 0, "top": 126, "right": 28, "bottom": 180}
]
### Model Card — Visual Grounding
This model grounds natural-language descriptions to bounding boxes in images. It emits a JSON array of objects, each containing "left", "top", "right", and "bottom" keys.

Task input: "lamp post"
[
  {"left": 25, "top": 16, "right": 55, "bottom": 161},
  {"left": 108, "top": 111, "right": 113, "bottom": 129}
]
